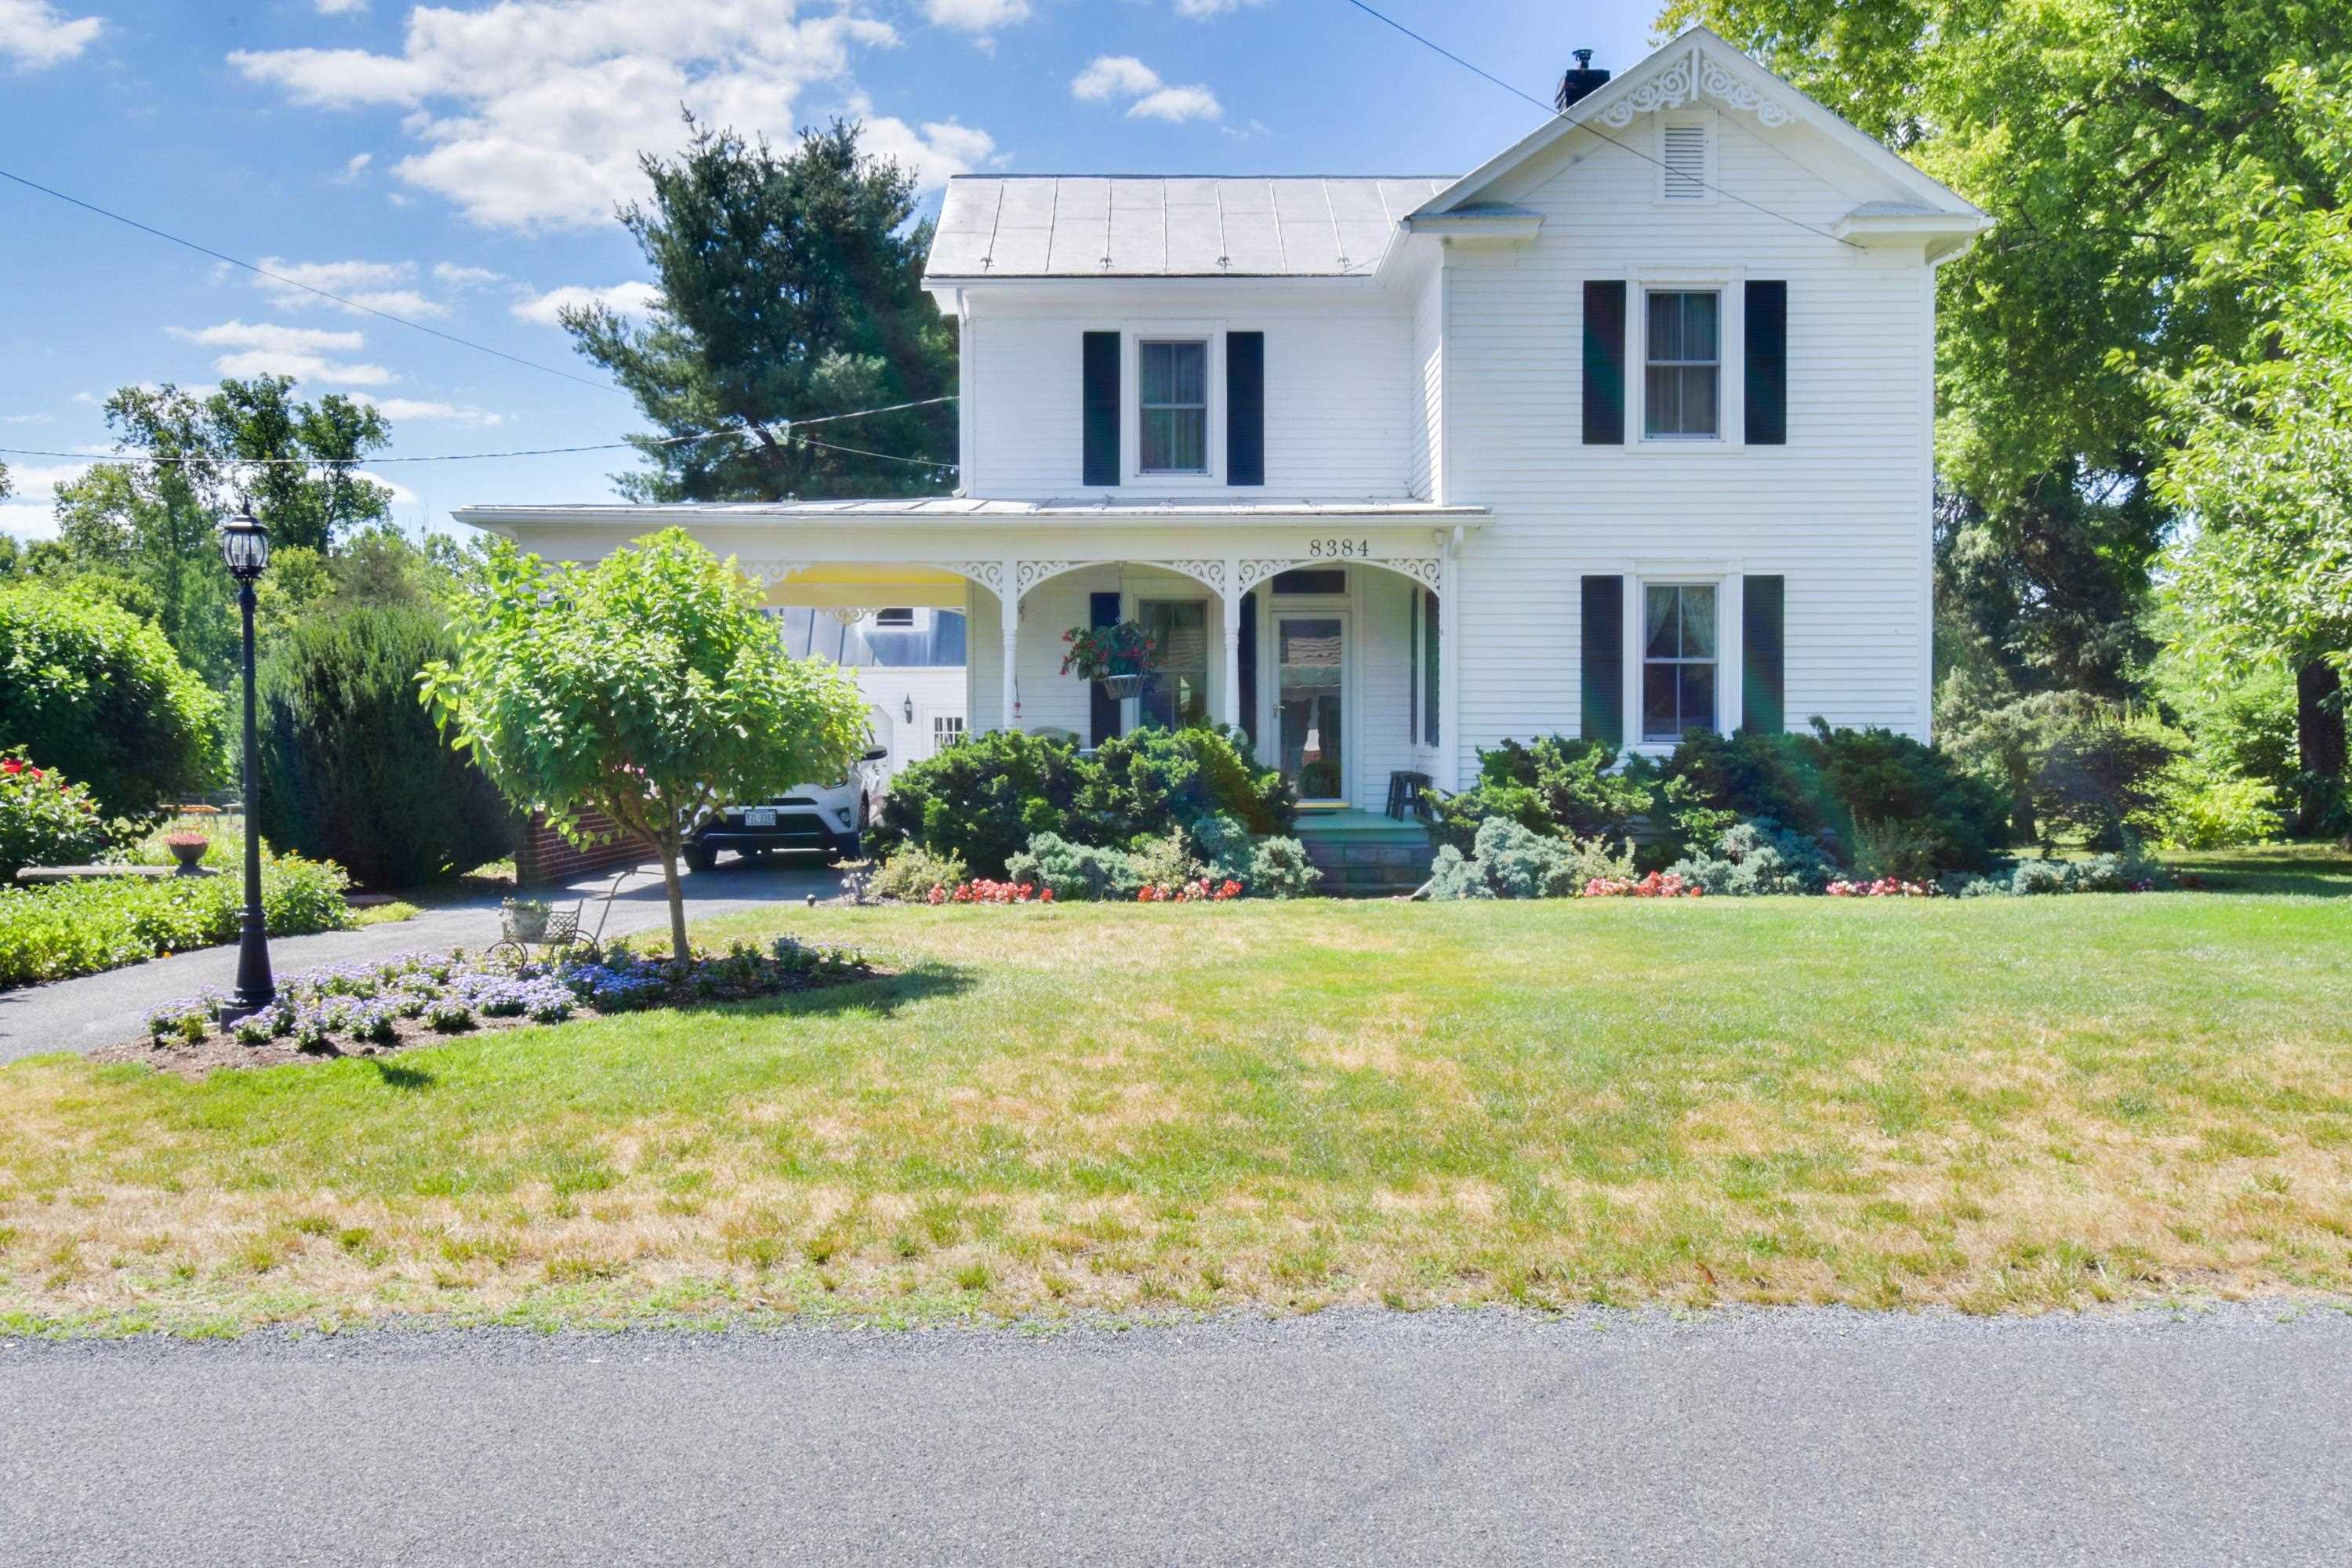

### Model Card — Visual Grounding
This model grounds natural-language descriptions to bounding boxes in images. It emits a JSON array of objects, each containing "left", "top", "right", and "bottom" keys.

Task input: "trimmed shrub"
[
  {"left": 870, "top": 730, "right": 1085, "bottom": 879},
  {"left": 1432, "top": 735, "right": 1652, "bottom": 854},
  {"left": 1245, "top": 836, "right": 1321, "bottom": 899},
  {"left": 256, "top": 605, "right": 514, "bottom": 889},
  {"left": 1074, "top": 725, "right": 1296, "bottom": 844},
  {"left": 1668, "top": 818, "right": 1837, "bottom": 896},
  {"left": 0, "top": 751, "right": 110, "bottom": 882},
  {"left": 1004, "top": 832, "right": 1145, "bottom": 901},
  {"left": 0, "top": 851, "right": 352, "bottom": 988},
  {"left": 1185, "top": 812, "right": 1258, "bottom": 884},
  {"left": 0, "top": 586, "right": 223, "bottom": 820},
  {"left": 1428, "top": 817, "right": 1635, "bottom": 900},
  {"left": 2006, "top": 853, "right": 2171, "bottom": 895},
  {"left": 1667, "top": 721, "right": 2009, "bottom": 876},
  {"left": 866, "top": 844, "right": 969, "bottom": 903}
]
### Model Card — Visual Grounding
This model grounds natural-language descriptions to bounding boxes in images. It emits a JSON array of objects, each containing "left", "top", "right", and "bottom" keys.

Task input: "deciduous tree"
[{"left": 420, "top": 529, "right": 871, "bottom": 956}]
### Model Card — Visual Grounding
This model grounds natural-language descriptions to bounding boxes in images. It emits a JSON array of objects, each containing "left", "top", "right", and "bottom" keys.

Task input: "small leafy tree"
[{"left": 420, "top": 530, "right": 869, "bottom": 956}]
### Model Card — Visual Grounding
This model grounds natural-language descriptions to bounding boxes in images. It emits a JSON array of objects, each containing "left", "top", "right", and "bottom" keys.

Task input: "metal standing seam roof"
[{"left": 926, "top": 175, "right": 1457, "bottom": 279}]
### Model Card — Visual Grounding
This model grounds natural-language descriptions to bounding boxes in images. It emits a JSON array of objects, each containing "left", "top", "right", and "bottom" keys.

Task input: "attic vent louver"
[{"left": 1662, "top": 122, "right": 1708, "bottom": 200}]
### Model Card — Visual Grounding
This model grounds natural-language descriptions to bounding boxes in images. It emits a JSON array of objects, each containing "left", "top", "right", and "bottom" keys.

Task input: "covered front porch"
[{"left": 462, "top": 499, "right": 1486, "bottom": 815}]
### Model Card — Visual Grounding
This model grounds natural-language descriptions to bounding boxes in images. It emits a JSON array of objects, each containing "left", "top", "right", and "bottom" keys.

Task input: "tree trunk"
[
  {"left": 2296, "top": 659, "right": 2347, "bottom": 837},
  {"left": 659, "top": 844, "right": 691, "bottom": 963}
]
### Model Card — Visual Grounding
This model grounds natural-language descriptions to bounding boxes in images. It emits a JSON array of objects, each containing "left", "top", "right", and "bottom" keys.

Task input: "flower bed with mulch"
[{"left": 93, "top": 938, "right": 879, "bottom": 1080}]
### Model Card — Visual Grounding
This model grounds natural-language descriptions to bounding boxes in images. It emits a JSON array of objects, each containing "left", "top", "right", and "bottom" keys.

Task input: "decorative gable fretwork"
[{"left": 1594, "top": 39, "right": 1794, "bottom": 129}]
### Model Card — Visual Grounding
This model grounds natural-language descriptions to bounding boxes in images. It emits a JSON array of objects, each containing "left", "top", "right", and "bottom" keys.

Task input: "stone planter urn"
[{"left": 162, "top": 834, "right": 210, "bottom": 876}]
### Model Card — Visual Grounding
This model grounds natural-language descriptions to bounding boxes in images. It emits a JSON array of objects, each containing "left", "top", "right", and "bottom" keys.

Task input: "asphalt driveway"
[
  {"left": 2, "top": 1305, "right": 2346, "bottom": 1566},
  {"left": 0, "top": 855, "right": 840, "bottom": 1063}
]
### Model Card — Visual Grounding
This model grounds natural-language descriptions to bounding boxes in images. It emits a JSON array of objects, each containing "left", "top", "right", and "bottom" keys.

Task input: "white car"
[{"left": 682, "top": 717, "right": 893, "bottom": 872}]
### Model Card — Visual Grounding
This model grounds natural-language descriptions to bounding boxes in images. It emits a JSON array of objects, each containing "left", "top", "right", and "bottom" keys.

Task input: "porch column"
[
  {"left": 1221, "top": 560, "right": 1243, "bottom": 733},
  {"left": 999, "top": 557, "right": 1019, "bottom": 734}
]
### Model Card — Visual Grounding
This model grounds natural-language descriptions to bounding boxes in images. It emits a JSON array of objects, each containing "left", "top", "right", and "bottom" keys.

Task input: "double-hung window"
[
  {"left": 1645, "top": 290, "right": 1719, "bottom": 438},
  {"left": 1139, "top": 340, "right": 1209, "bottom": 473},
  {"left": 1642, "top": 583, "right": 1718, "bottom": 742}
]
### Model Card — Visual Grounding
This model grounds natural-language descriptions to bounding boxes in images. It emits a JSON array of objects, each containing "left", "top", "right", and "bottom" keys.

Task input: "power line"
[
  {"left": 0, "top": 396, "right": 960, "bottom": 470},
  {"left": 0, "top": 165, "right": 626, "bottom": 394},
  {"left": 1333, "top": 1, "right": 1862, "bottom": 250}
]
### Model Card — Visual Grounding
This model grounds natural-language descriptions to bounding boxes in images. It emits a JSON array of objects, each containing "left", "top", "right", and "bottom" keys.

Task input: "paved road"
[
  {"left": 3, "top": 1305, "right": 2347, "bottom": 1566},
  {"left": 0, "top": 855, "right": 838, "bottom": 1063}
]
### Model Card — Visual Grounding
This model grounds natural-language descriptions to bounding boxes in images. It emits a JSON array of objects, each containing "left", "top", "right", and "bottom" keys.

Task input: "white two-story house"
[{"left": 466, "top": 28, "right": 1988, "bottom": 830}]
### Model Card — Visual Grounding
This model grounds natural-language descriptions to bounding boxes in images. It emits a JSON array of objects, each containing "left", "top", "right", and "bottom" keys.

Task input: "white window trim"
[
  {"left": 1123, "top": 323, "right": 1228, "bottom": 488},
  {"left": 1626, "top": 267, "right": 1745, "bottom": 448},
  {"left": 1621, "top": 568, "right": 1746, "bottom": 757},
  {"left": 1654, "top": 109, "right": 1719, "bottom": 207}
]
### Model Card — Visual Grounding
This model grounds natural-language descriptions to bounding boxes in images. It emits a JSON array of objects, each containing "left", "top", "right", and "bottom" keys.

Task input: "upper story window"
[
  {"left": 1642, "top": 583, "right": 1718, "bottom": 742},
  {"left": 1645, "top": 290, "right": 1719, "bottom": 439},
  {"left": 1140, "top": 340, "right": 1209, "bottom": 473}
]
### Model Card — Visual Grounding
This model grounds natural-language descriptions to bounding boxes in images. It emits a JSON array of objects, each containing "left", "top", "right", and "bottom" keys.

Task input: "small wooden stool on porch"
[{"left": 1384, "top": 770, "right": 1434, "bottom": 822}]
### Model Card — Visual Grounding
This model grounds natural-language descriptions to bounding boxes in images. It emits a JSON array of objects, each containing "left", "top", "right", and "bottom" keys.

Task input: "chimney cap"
[{"left": 1556, "top": 49, "right": 1610, "bottom": 112}]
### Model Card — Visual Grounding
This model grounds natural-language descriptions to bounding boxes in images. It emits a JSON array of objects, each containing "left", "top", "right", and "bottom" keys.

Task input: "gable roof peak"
[{"left": 1412, "top": 24, "right": 1983, "bottom": 227}]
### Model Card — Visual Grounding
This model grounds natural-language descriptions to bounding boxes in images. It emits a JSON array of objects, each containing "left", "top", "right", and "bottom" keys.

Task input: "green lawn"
[{"left": 2, "top": 846, "right": 2349, "bottom": 1335}]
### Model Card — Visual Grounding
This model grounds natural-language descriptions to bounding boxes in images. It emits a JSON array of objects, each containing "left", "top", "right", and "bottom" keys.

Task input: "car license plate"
[{"left": 742, "top": 808, "right": 776, "bottom": 827}]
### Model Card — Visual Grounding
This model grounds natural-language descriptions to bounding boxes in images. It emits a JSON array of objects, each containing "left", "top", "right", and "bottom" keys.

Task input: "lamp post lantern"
[{"left": 220, "top": 510, "right": 275, "bottom": 1015}]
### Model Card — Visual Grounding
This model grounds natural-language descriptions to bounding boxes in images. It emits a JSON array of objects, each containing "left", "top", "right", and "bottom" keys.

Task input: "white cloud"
[
  {"left": 227, "top": 1, "right": 975, "bottom": 231},
  {"left": 1130, "top": 85, "right": 1221, "bottom": 122},
  {"left": 431, "top": 262, "right": 503, "bottom": 288},
  {"left": 1072, "top": 55, "right": 1221, "bottom": 122},
  {"left": 315, "top": 0, "right": 368, "bottom": 14},
  {"left": 0, "top": 461, "right": 92, "bottom": 539},
  {"left": 1072, "top": 55, "right": 1162, "bottom": 101},
  {"left": 510, "top": 281, "right": 662, "bottom": 327},
  {"left": 1, "top": 412, "right": 52, "bottom": 426},
  {"left": 921, "top": 0, "right": 1029, "bottom": 31},
  {"left": 351, "top": 469, "right": 419, "bottom": 507},
  {"left": 254, "top": 256, "right": 445, "bottom": 318},
  {"left": 168, "top": 320, "right": 396, "bottom": 387},
  {"left": 0, "top": 1, "right": 101, "bottom": 70},
  {"left": 333, "top": 151, "right": 373, "bottom": 182},
  {"left": 1174, "top": 0, "right": 1266, "bottom": 16},
  {"left": 349, "top": 394, "right": 506, "bottom": 428}
]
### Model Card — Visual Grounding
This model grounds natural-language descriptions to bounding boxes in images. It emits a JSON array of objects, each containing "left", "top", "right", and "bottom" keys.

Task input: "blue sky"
[{"left": 1, "top": 0, "right": 1662, "bottom": 540}]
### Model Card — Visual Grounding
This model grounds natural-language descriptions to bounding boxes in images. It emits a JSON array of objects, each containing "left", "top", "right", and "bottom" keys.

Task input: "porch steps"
[{"left": 1293, "top": 808, "right": 1435, "bottom": 898}]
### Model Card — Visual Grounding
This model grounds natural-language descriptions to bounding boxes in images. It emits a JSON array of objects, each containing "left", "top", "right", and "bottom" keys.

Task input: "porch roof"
[{"left": 457, "top": 498, "right": 1488, "bottom": 535}]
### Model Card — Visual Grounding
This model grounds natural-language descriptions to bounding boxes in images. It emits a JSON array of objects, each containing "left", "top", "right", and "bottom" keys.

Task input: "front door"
[{"left": 1273, "top": 612, "right": 1346, "bottom": 803}]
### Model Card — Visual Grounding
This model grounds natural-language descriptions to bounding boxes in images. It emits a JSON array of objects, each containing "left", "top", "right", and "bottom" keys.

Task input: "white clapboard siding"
[{"left": 946, "top": 96, "right": 1944, "bottom": 781}]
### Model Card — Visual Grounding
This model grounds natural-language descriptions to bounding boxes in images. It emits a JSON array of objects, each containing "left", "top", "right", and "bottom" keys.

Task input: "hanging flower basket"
[{"left": 1061, "top": 621, "right": 1161, "bottom": 699}]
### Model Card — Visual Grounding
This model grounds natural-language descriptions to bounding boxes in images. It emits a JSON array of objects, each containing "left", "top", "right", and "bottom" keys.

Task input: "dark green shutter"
[
  {"left": 1089, "top": 590, "right": 1122, "bottom": 744},
  {"left": 1082, "top": 331, "right": 1120, "bottom": 487},
  {"left": 1236, "top": 590, "right": 1258, "bottom": 750},
  {"left": 1227, "top": 331, "right": 1265, "bottom": 486},
  {"left": 1582, "top": 281, "right": 1626, "bottom": 445},
  {"left": 1422, "top": 590, "right": 1440, "bottom": 746},
  {"left": 1581, "top": 575, "right": 1624, "bottom": 748},
  {"left": 1741, "top": 575, "right": 1785, "bottom": 733},
  {"left": 1744, "top": 281, "right": 1787, "bottom": 445}
]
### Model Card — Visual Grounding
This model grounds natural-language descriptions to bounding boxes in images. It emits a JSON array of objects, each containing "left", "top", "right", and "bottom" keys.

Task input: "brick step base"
[{"left": 1300, "top": 839, "right": 1436, "bottom": 898}]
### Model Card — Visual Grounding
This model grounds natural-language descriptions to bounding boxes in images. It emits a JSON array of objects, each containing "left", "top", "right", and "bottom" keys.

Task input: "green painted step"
[{"left": 1294, "top": 810, "right": 1434, "bottom": 898}]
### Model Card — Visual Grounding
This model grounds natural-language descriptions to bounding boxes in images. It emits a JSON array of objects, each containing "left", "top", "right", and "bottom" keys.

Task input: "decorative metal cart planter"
[{"left": 488, "top": 869, "right": 632, "bottom": 967}]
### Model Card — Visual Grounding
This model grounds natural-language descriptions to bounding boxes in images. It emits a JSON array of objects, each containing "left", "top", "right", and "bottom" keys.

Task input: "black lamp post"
[{"left": 220, "top": 510, "right": 274, "bottom": 1016}]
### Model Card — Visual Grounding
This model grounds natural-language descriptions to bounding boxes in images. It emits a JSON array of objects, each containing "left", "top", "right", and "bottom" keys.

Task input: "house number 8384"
[{"left": 1308, "top": 539, "right": 1373, "bottom": 559}]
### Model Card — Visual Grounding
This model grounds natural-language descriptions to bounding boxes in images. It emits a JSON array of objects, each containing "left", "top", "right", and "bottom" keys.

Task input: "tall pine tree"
[{"left": 563, "top": 117, "right": 959, "bottom": 502}]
